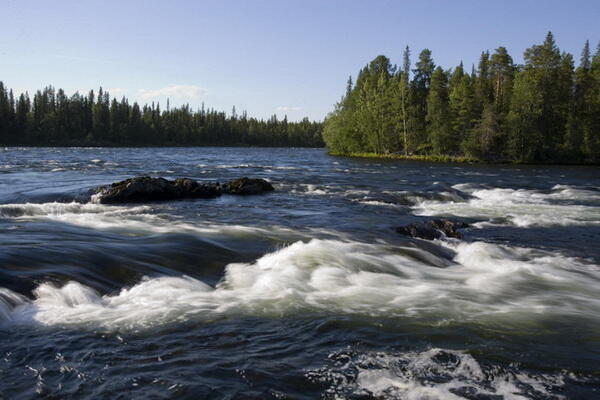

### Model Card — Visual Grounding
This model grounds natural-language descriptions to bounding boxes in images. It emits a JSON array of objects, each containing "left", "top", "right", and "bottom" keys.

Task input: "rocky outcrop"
[
  {"left": 222, "top": 177, "right": 274, "bottom": 195},
  {"left": 396, "top": 219, "right": 468, "bottom": 240},
  {"left": 93, "top": 176, "right": 274, "bottom": 204}
]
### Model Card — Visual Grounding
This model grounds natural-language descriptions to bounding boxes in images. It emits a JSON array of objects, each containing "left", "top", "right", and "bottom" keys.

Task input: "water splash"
[{"left": 1, "top": 238, "right": 598, "bottom": 332}]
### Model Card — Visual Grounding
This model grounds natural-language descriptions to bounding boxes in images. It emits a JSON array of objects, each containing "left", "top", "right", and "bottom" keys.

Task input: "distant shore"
[
  {"left": 329, "top": 152, "right": 600, "bottom": 165},
  {"left": 328, "top": 152, "right": 479, "bottom": 163}
]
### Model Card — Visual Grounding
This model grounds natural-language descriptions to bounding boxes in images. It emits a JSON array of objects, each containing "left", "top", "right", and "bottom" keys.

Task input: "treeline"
[
  {"left": 323, "top": 32, "right": 600, "bottom": 163},
  {"left": 0, "top": 85, "right": 323, "bottom": 147}
]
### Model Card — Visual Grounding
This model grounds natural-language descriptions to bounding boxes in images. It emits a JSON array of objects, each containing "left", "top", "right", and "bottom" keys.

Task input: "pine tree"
[
  {"left": 565, "top": 41, "right": 592, "bottom": 159},
  {"left": 449, "top": 72, "right": 477, "bottom": 151},
  {"left": 15, "top": 93, "right": 30, "bottom": 143},
  {"left": 0, "top": 82, "right": 11, "bottom": 143},
  {"left": 427, "top": 67, "right": 452, "bottom": 154},
  {"left": 464, "top": 104, "right": 502, "bottom": 160},
  {"left": 410, "top": 49, "right": 435, "bottom": 152},
  {"left": 400, "top": 46, "right": 410, "bottom": 154},
  {"left": 489, "top": 47, "right": 514, "bottom": 115},
  {"left": 585, "top": 41, "right": 600, "bottom": 161},
  {"left": 475, "top": 51, "right": 492, "bottom": 108},
  {"left": 508, "top": 32, "right": 571, "bottom": 161},
  {"left": 507, "top": 70, "right": 539, "bottom": 161}
]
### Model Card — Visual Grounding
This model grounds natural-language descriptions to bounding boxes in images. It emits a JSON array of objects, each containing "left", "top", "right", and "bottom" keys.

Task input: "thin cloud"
[
  {"left": 276, "top": 106, "right": 301, "bottom": 112},
  {"left": 138, "top": 85, "right": 206, "bottom": 100},
  {"left": 107, "top": 88, "right": 126, "bottom": 95}
]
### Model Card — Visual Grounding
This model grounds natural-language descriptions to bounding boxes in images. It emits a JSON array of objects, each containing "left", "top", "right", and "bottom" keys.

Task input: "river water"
[{"left": 1, "top": 147, "right": 599, "bottom": 399}]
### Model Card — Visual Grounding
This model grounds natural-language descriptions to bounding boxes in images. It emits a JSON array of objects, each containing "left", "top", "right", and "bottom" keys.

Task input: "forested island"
[
  {"left": 0, "top": 85, "right": 323, "bottom": 147},
  {"left": 323, "top": 33, "right": 600, "bottom": 163}
]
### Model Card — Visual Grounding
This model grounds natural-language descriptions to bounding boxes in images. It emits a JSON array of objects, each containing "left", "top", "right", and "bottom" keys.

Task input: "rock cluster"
[
  {"left": 94, "top": 176, "right": 273, "bottom": 204},
  {"left": 222, "top": 177, "right": 275, "bottom": 195},
  {"left": 396, "top": 219, "right": 468, "bottom": 240}
]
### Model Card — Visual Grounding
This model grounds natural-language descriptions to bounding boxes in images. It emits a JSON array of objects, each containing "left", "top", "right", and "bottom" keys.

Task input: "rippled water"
[{"left": 1, "top": 147, "right": 599, "bottom": 399}]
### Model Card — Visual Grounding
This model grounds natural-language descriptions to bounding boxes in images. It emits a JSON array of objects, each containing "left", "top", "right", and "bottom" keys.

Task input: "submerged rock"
[
  {"left": 396, "top": 219, "right": 469, "bottom": 240},
  {"left": 93, "top": 176, "right": 274, "bottom": 204},
  {"left": 222, "top": 177, "right": 274, "bottom": 195}
]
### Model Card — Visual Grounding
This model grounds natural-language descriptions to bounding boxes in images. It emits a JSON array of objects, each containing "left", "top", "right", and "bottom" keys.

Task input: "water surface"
[{"left": 1, "top": 147, "right": 599, "bottom": 399}]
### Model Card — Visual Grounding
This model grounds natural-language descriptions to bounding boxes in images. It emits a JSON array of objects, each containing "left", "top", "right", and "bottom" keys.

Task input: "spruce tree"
[
  {"left": 475, "top": 51, "right": 492, "bottom": 108},
  {"left": 508, "top": 32, "right": 571, "bottom": 161},
  {"left": 585, "top": 41, "right": 600, "bottom": 161},
  {"left": 410, "top": 49, "right": 435, "bottom": 152},
  {"left": 400, "top": 46, "right": 410, "bottom": 154},
  {"left": 426, "top": 67, "right": 452, "bottom": 154},
  {"left": 0, "top": 82, "right": 11, "bottom": 143},
  {"left": 489, "top": 47, "right": 514, "bottom": 115},
  {"left": 449, "top": 73, "right": 477, "bottom": 152}
]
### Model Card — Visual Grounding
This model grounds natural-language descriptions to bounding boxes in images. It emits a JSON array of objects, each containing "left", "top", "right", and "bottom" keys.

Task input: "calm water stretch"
[{"left": 1, "top": 147, "right": 599, "bottom": 399}]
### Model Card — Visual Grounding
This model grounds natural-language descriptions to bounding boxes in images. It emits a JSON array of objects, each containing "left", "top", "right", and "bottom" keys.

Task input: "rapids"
[{"left": 1, "top": 147, "right": 599, "bottom": 399}]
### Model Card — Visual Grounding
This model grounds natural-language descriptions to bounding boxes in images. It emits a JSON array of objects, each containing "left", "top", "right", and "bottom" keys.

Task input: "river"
[{"left": 1, "top": 147, "right": 599, "bottom": 399}]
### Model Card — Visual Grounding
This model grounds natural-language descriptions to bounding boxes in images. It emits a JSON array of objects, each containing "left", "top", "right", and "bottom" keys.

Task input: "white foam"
[
  {"left": 0, "top": 202, "right": 151, "bottom": 219},
  {"left": 413, "top": 184, "right": 600, "bottom": 227},
  {"left": 211, "top": 163, "right": 300, "bottom": 170},
  {"left": 308, "top": 348, "right": 566, "bottom": 399},
  {"left": 1, "top": 239, "right": 598, "bottom": 332},
  {"left": 290, "top": 184, "right": 330, "bottom": 196},
  {"left": 0, "top": 201, "right": 301, "bottom": 239},
  {"left": 354, "top": 200, "right": 405, "bottom": 209}
]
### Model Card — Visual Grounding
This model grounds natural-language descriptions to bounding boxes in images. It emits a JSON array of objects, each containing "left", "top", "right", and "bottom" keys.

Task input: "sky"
[{"left": 1, "top": 0, "right": 599, "bottom": 121}]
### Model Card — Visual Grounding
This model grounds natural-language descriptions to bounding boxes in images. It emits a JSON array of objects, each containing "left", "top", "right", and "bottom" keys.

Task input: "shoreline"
[
  {"left": 329, "top": 152, "right": 480, "bottom": 164},
  {"left": 328, "top": 151, "right": 600, "bottom": 166}
]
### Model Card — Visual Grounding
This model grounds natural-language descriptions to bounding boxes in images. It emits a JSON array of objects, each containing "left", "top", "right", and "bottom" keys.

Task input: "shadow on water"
[
  {"left": 0, "top": 219, "right": 279, "bottom": 296},
  {"left": 467, "top": 224, "right": 600, "bottom": 261}
]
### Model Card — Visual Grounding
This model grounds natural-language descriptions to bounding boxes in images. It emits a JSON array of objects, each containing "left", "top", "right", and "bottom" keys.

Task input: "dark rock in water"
[
  {"left": 94, "top": 176, "right": 221, "bottom": 204},
  {"left": 396, "top": 219, "right": 469, "bottom": 240},
  {"left": 222, "top": 177, "right": 274, "bottom": 195},
  {"left": 93, "top": 176, "right": 274, "bottom": 204},
  {"left": 173, "top": 178, "right": 221, "bottom": 198}
]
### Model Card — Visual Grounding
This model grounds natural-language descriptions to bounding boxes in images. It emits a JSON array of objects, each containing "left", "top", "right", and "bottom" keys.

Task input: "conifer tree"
[
  {"left": 475, "top": 51, "right": 492, "bottom": 108},
  {"left": 464, "top": 104, "right": 502, "bottom": 159},
  {"left": 585, "top": 41, "right": 600, "bottom": 160},
  {"left": 489, "top": 47, "right": 514, "bottom": 115},
  {"left": 426, "top": 67, "right": 452, "bottom": 154},
  {"left": 449, "top": 72, "right": 477, "bottom": 152},
  {"left": 0, "top": 82, "right": 10, "bottom": 143},
  {"left": 410, "top": 49, "right": 435, "bottom": 152},
  {"left": 508, "top": 32, "right": 571, "bottom": 161},
  {"left": 400, "top": 46, "right": 410, "bottom": 154}
]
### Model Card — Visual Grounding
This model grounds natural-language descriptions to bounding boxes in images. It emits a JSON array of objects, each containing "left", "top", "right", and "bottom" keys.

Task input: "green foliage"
[
  {"left": 0, "top": 85, "right": 323, "bottom": 147},
  {"left": 464, "top": 104, "right": 503, "bottom": 160},
  {"left": 427, "top": 67, "right": 453, "bottom": 154},
  {"left": 507, "top": 32, "right": 574, "bottom": 161},
  {"left": 584, "top": 41, "right": 600, "bottom": 162},
  {"left": 449, "top": 73, "right": 477, "bottom": 149},
  {"left": 323, "top": 32, "right": 599, "bottom": 164}
]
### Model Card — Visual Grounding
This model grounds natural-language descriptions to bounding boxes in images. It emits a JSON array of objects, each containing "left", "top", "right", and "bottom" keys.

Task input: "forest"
[
  {"left": 0, "top": 85, "right": 323, "bottom": 147},
  {"left": 323, "top": 32, "right": 600, "bottom": 163}
]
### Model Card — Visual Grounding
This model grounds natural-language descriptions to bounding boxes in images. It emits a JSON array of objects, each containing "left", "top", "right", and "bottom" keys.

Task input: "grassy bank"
[{"left": 328, "top": 152, "right": 480, "bottom": 163}]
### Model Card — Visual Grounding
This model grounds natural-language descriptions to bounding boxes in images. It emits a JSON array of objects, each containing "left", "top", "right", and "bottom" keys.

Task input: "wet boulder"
[
  {"left": 93, "top": 176, "right": 222, "bottom": 204},
  {"left": 173, "top": 178, "right": 221, "bottom": 198},
  {"left": 222, "top": 177, "right": 274, "bottom": 195},
  {"left": 396, "top": 219, "right": 468, "bottom": 240}
]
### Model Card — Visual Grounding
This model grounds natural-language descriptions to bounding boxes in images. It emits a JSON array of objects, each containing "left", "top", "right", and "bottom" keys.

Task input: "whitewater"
[{"left": 1, "top": 147, "right": 599, "bottom": 399}]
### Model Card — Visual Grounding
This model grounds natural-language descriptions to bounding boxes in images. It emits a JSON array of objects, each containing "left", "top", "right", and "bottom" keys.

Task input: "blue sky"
[{"left": 1, "top": 0, "right": 598, "bottom": 121}]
